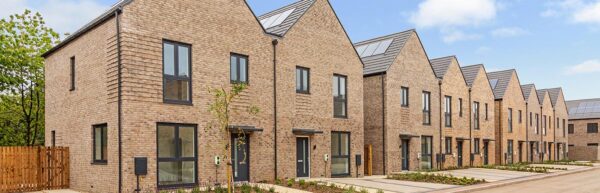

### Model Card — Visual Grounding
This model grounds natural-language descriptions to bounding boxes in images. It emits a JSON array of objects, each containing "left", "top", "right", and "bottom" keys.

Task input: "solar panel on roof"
[
  {"left": 355, "top": 38, "right": 394, "bottom": 58},
  {"left": 260, "top": 8, "right": 295, "bottom": 29},
  {"left": 373, "top": 39, "right": 393, "bottom": 55},
  {"left": 489, "top": 79, "right": 498, "bottom": 89}
]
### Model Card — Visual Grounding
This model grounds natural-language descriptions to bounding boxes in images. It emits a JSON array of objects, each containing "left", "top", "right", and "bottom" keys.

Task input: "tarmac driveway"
[{"left": 322, "top": 176, "right": 459, "bottom": 193}]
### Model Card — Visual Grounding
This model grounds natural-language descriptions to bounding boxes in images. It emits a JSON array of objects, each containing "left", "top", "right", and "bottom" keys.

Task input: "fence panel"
[{"left": 0, "top": 146, "right": 69, "bottom": 192}]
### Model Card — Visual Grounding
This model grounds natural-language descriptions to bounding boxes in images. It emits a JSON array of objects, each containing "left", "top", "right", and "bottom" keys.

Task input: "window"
[
  {"left": 535, "top": 114, "right": 540, "bottom": 134},
  {"left": 333, "top": 75, "right": 347, "bottom": 118},
  {"left": 473, "top": 102, "right": 480, "bottom": 130},
  {"left": 557, "top": 118, "right": 560, "bottom": 129},
  {"left": 543, "top": 115, "right": 547, "bottom": 135},
  {"left": 588, "top": 143, "right": 599, "bottom": 147},
  {"left": 423, "top": 92, "right": 431, "bottom": 125},
  {"left": 508, "top": 108, "right": 513, "bottom": 132},
  {"left": 331, "top": 132, "right": 350, "bottom": 176},
  {"left": 568, "top": 124, "right": 574, "bottom": 134},
  {"left": 70, "top": 56, "right": 75, "bottom": 91},
  {"left": 563, "top": 119, "right": 566, "bottom": 137},
  {"left": 157, "top": 123, "right": 197, "bottom": 187},
  {"left": 507, "top": 140, "right": 514, "bottom": 164},
  {"left": 529, "top": 112, "right": 533, "bottom": 127},
  {"left": 93, "top": 124, "right": 107, "bottom": 163},
  {"left": 445, "top": 137, "right": 452, "bottom": 154},
  {"left": 420, "top": 136, "right": 433, "bottom": 170},
  {"left": 474, "top": 138, "right": 480, "bottom": 154},
  {"left": 230, "top": 54, "right": 248, "bottom": 84},
  {"left": 163, "top": 41, "right": 192, "bottom": 103},
  {"left": 51, "top": 130, "right": 56, "bottom": 147},
  {"left": 445, "top": 96, "right": 452, "bottom": 127},
  {"left": 459, "top": 98, "right": 463, "bottom": 117},
  {"left": 485, "top": 103, "right": 488, "bottom": 120},
  {"left": 519, "top": 110, "right": 522, "bottom": 123},
  {"left": 296, "top": 67, "right": 310, "bottom": 93},
  {"left": 587, "top": 123, "right": 598, "bottom": 133},
  {"left": 401, "top": 87, "right": 409, "bottom": 107}
]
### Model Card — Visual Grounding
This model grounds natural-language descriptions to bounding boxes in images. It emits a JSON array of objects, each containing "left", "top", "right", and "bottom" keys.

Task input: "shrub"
[
  {"left": 269, "top": 187, "right": 275, "bottom": 193},
  {"left": 214, "top": 186, "right": 225, "bottom": 193},
  {"left": 287, "top": 180, "right": 294, "bottom": 187},
  {"left": 377, "top": 189, "right": 385, "bottom": 193},
  {"left": 191, "top": 187, "right": 201, "bottom": 193},
  {"left": 241, "top": 183, "right": 251, "bottom": 193},
  {"left": 274, "top": 178, "right": 282, "bottom": 185},
  {"left": 387, "top": 173, "right": 486, "bottom": 185},
  {"left": 360, "top": 188, "right": 369, "bottom": 193},
  {"left": 298, "top": 179, "right": 306, "bottom": 188}
]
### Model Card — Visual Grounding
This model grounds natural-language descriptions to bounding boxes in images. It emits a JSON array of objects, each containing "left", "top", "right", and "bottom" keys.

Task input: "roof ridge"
[
  {"left": 430, "top": 55, "right": 456, "bottom": 61},
  {"left": 354, "top": 29, "right": 415, "bottom": 45},
  {"left": 487, "top": 69, "right": 515, "bottom": 74}
]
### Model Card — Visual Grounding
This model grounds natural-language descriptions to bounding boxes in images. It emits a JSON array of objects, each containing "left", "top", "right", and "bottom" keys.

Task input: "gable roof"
[
  {"left": 257, "top": 0, "right": 315, "bottom": 37},
  {"left": 539, "top": 88, "right": 563, "bottom": 107},
  {"left": 430, "top": 56, "right": 454, "bottom": 79},
  {"left": 536, "top": 90, "right": 548, "bottom": 105},
  {"left": 521, "top": 84, "right": 536, "bottom": 102},
  {"left": 487, "top": 69, "right": 518, "bottom": 100},
  {"left": 567, "top": 98, "right": 600, "bottom": 120},
  {"left": 461, "top": 64, "right": 484, "bottom": 87},
  {"left": 353, "top": 29, "right": 415, "bottom": 75}
]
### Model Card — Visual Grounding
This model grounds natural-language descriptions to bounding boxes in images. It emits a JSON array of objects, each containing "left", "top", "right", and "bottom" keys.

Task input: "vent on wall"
[{"left": 260, "top": 8, "right": 295, "bottom": 29}]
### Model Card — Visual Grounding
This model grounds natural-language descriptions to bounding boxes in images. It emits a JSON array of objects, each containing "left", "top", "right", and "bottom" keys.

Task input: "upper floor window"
[
  {"left": 333, "top": 75, "right": 347, "bottom": 118},
  {"left": 530, "top": 112, "right": 533, "bottom": 127},
  {"left": 296, "top": 66, "right": 310, "bottom": 94},
  {"left": 518, "top": 110, "right": 522, "bottom": 123},
  {"left": 70, "top": 56, "right": 75, "bottom": 91},
  {"left": 563, "top": 119, "right": 566, "bottom": 137},
  {"left": 508, "top": 108, "right": 513, "bottom": 132},
  {"left": 230, "top": 54, "right": 248, "bottom": 84},
  {"left": 459, "top": 98, "right": 463, "bottom": 117},
  {"left": 535, "top": 113, "right": 540, "bottom": 134},
  {"left": 485, "top": 103, "right": 488, "bottom": 120},
  {"left": 588, "top": 123, "right": 598, "bottom": 133},
  {"left": 422, "top": 91, "right": 431, "bottom": 125},
  {"left": 93, "top": 124, "right": 107, "bottom": 163},
  {"left": 556, "top": 118, "right": 560, "bottom": 128},
  {"left": 543, "top": 115, "right": 547, "bottom": 135},
  {"left": 473, "top": 102, "right": 480, "bottom": 130},
  {"left": 568, "top": 124, "right": 574, "bottom": 134},
  {"left": 444, "top": 96, "right": 452, "bottom": 127},
  {"left": 163, "top": 41, "right": 191, "bottom": 103},
  {"left": 401, "top": 87, "right": 409, "bottom": 107}
]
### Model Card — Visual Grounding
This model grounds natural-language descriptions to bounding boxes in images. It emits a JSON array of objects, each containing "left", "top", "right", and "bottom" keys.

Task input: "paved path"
[
  {"left": 320, "top": 176, "right": 458, "bottom": 193},
  {"left": 432, "top": 168, "right": 539, "bottom": 182},
  {"left": 469, "top": 167, "right": 600, "bottom": 193}
]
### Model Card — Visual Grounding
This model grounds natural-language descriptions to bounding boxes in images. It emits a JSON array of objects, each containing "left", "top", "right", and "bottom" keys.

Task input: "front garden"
[
  {"left": 387, "top": 172, "right": 486, "bottom": 185},
  {"left": 272, "top": 178, "right": 383, "bottom": 193}
]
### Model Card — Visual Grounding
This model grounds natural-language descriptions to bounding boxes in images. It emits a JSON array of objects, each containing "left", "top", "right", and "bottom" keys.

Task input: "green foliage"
[
  {"left": 240, "top": 183, "right": 251, "bottom": 193},
  {"left": 377, "top": 189, "right": 384, "bottom": 193},
  {"left": 192, "top": 187, "right": 201, "bottom": 193},
  {"left": 214, "top": 186, "right": 225, "bottom": 193},
  {"left": 360, "top": 188, "right": 369, "bottom": 193},
  {"left": 274, "top": 178, "right": 282, "bottom": 185},
  {"left": 542, "top": 160, "right": 593, "bottom": 166},
  {"left": 387, "top": 173, "right": 486, "bottom": 185},
  {"left": 176, "top": 189, "right": 185, "bottom": 193},
  {"left": 0, "top": 10, "right": 60, "bottom": 146},
  {"left": 298, "top": 179, "right": 306, "bottom": 189},
  {"left": 269, "top": 187, "right": 275, "bottom": 193},
  {"left": 474, "top": 164, "right": 549, "bottom": 173},
  {"left": 286, "top": 179, "right": 294, "bottom": 187}
]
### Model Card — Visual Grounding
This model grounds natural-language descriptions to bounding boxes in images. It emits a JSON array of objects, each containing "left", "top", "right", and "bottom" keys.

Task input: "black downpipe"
[
  {"left": 381, "top": 75, "right": 386, "bottom": 175},
  {"left": 468, "top": 89, "right": 472, "bottom": 166},
  {"left": 115, "top": 8, "right": 123, "bottom": 193},
  {"left": 438, "top": 80, "right": 442, "bottom": 169},
  {"left": 272, "top": 39, "right": 278, "bottom": 179},
  {"left": 540, "top": 106, "right": 544, "bottom": 162},
  {"left": 525, "top": 103, "right": 529, "bottom": 162}
]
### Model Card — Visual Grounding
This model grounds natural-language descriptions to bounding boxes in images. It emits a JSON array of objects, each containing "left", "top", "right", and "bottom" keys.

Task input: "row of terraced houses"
[{"left": 42, "top": 0, "right": 569, "bottom": 192}]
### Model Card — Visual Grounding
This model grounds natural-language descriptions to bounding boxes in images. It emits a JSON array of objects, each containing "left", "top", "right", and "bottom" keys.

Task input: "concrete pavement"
[
  {"left": 317, "top": 175, "right": 459, "bottom": 193},
  {"left": 431, "top": 168, "right": 539, "bottom": 182}
]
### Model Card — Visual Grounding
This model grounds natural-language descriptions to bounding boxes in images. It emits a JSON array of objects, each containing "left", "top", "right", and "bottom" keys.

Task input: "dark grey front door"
[
  {"left": 518, "top": 142, "right": 523, "bottom": 163},
  {"left": 296, "top": 137, "right": 309, "bottom": 177},
  {"left": 457, "top": 141, "right": 463, "bottom": 167},
  {"left": 232, "top": 135, "right": 249, "bottom": 182},
  {"left": 530, "top": 142, "right": 535, "bottom": 162},
  {"left": 483, "top": 142, "right": 489, "bottom": 165},
  {"left": 402, "top": 139, "right": 410, "bottom": 170}
]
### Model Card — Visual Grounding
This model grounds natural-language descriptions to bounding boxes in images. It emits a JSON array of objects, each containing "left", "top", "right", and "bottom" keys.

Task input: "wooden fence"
[{"left": 0, "top": 146, "right": 69, "bottom": 192}]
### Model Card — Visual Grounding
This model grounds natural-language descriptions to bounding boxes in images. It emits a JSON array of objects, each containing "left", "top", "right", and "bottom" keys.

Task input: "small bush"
[
  {"left": 191, "top": 187, "right": 201, "bottom": 193},
  {"left": 274, "top": 178, "right": 282, "bottom": 185},
  {"left": 269, "top": 187, "right": 275, "bottom": 193},
  {"left": 387, "top": 173, "right": 486, "bottom": 185},
  {"left": 360, "top": 188, "right": 369, "bottom": 193},
  {"left": 287, "top": 180, "right": 294, "bottom": 187},
  {"left": 241, "top": 183, "right": 251, "bottom": 193},
  {"left": 377, "top": 189, "right": 385, "bottom": 193}
]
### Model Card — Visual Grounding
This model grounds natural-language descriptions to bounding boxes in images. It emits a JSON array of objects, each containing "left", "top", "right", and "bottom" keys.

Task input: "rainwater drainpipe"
[
  {"left": 381, "top": 75, "right": 386, "bottom": 175},
  {"left": 272, "top": 39, "right": 278, "bottom": 179},
  {"left": 525, "top": 102, "right": 529, "bottom": 163},
  {"left": 438, "top": 80, "right": 443, "bottom": 169},
  {"left": 115, "top": 8, "right": 123, "bottom": 193},
  {"left": 468, "top": 88, "right": 472, "bottom": 166}
]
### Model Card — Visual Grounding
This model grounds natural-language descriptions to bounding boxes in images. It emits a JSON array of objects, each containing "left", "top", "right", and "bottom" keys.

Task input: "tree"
[
  {"left": 0, "top": 10, "right": 60, "bottom": 146},
  {"left": 207, "top": 83, "right": 259, "bottom": 193}
]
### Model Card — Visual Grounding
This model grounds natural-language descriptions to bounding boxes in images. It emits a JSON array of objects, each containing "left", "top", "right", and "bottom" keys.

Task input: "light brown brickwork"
[
  {"left": 568, "top": 119, "right": 600, "bottom": 147},
  {"left": 467, "top": 66, "right": 495, "bottom": 166},
  {"left": 540, "top": 91, "right": 554, "bottom": 161},
  {"left": 552, "top": 89, "right": 568, "bottom": 160},
  {"left": 523, "top": 86, "right": 542, "bottom": 163},
  {"left": 493, "top": 72, "right": 527, "bottom": 165}
]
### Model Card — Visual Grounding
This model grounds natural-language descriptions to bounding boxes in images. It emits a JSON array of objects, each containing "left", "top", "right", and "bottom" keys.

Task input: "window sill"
[
  {"left": 91, "top": 161, "right": 107, "bottom": 165},
  {"left": 401, "top": 105, "right": 409, "bottom": 108},
  {"left": 334, "top": 115, "right": 348, "bottom": 119},
  {"left": 296, "top": 91, "right": 310, "bottom": 95},
  {"left": 423, "top": 123, "right": 431, "bottom": 126},
  {"left": 163, "top": 100, "right": 193, "bottom": 106}
]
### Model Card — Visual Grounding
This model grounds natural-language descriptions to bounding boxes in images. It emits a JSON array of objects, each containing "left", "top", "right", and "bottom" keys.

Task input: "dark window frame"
[
  {"left": 588, "top": 143, "right": 599, "bottom": 147},
  {"left": 536, "top": 113, "right": 540, "bottom": 134},
  {"left": 92, "top": 123, "right": 108, "bottom": 164},
  {"left": 473, "top": 102, "right": 480, "bottom": 130},
  {"left": 421, "top": 136, "right": 433, "bottom": 169},
  {"left": 444, "top": 96, "right": 452, "bottom": 127},
  {"left": 485, "top": 103, "right": 488, "bottom": 121},
  {"left": 295, "top": 66, "right": 310, "bottom": 94},
  {"left": 331, "top": 131, "right": 351, "bottom": 176},
  {"left": 70, "top": 56, "right": 75, "bottom": 91},
  {"left": 445, "top": 137, "right": 452, "bottom": 154},
  {"left": 563, "top": 119, "right": 566, "bottom": 137},
  {"left": 508, "top": 108, "right": 513, "bottom": 133},
  {"left": 459, "top": 98, "right": 463, "bottom": 117},
  {"left": 162, "top": 40, "right": 193, "bottom": 105},
  {"left": 530, "top": 112, "right": 533, "bottom": 127},
  {"left": 401, "top": 87, "right": 409, "bottom": 107},
  {"left": 156, "top": 122, "right": 198, "bottom": 189},
  {"left": 587, "top": 123, "right": 598, "bottom": 133},
  {"left": 507, "top": 139, "right": 514, "bottom": 164},
  {"left": 568, "top": 124, "right": 574, "bottom": 134},
  {"left": 423, "top": 91, "right": 431, "bottom": 125},
  {"left": 333, "top": 74, "right": 348, "bottom": 119},
  {"left": 51, "top": 130, "right": 56, "bottom": 147},
  {"left": 474, "top": 138, "right": 480, "bottom": 154},
  {"left": 519, "top": 110, "right": 522, "bottom": 123},
  {"left": 230, "top": 53, "right": 249, "bottom": 84}
]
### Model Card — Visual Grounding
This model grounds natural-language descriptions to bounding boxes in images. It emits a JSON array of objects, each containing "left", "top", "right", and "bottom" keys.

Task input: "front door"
[
  {"left": 518, "top": 142, "right": 523, "bottom": 163},
  {"left": 402, "top": 139, "right": 410, "bottom": 170},
  {"left": 483, "top": 142, "right": 489, "bottom": 165},
  {"left": 530, "top": 142, "right": 535, "bottom": 162},
  {"left": 457, "top": 141, "right": 463, "bottom": 167},
  {"left": 296, "top": 137, "right": 310, "bottom": 177},
  {"left": 232, "top": 135, "right": 249, "bottom": 182},
  {"left": 549, "top": 143, "right": 553, "bottom": 160}
]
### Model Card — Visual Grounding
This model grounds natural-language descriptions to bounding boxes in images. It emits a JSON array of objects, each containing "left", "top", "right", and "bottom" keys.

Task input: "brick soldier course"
[{"left": 41, "top": 0, "right": 570, "bottom": 192}]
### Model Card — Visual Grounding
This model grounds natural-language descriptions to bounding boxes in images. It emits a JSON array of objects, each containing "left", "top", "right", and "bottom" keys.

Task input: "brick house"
[
  {"left": 567, "top": 98, "right": 600, "bottom": 149},
  {"left": 521, "top": 84, "right": 542, "bottom": 162},
  {"left": 487, "top": 70, "right": 527, "bottom": 165},
  {"left": 537, "top": 89, "right": 555, "bottom": 161},
  {"left": 42, "top": 0, "right": 363, "bottom": 192},
  {"left": 539, "top": 88, "right": 568, "bottom": 160},
  {"left": 430, "top": 56, "right": 471, "bottom": 168},
  {"left": 461, "top": 64, "right": 496, "bottom": 166},
  {"left": 359, "top": 29, "right": 441, "bottom": 174}
]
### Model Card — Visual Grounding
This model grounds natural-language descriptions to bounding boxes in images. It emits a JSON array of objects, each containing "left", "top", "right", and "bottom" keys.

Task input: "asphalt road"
[{"left": 471, "top": 167, "right": 600, "bottom": 193}]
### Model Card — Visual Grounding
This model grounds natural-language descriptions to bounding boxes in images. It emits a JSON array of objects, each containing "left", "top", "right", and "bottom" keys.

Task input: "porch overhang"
[
  {"left": 292, "top": 128, "right": 323, "bottom": 135},
  {"left": 456, "top": 137, "right": 470, "bottom": 141},
  {"left": 228, "top": 125, "right": 263, "bottom": 133},
  {"left": 483, "top": 138, "right": 495, "bottom": 142},
  {"left": 399, "top": 134, "right": 419, "bottom": 139}
]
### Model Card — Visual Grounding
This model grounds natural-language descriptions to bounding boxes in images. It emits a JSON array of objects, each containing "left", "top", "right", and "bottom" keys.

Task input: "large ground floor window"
[
  {"left": 157, "top": 123, "right": 197, "bottom": 188},
  {"left": 507, "top": 140, "right": 514, "bottom": 164},
  {"left": 331, "top": 132, "right": 350, "bottom": 176},
  {"left": 421, "top": 136, "right": 433, "bottom": 169}
]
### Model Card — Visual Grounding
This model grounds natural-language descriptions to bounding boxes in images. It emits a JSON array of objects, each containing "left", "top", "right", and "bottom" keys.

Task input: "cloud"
[
  {"left": 442, "top": 30, "right": 482, "bottom": 44},
  {"left": 410, "top": 0, "right": 497, "bottom": 28},
  {"left": 476, "top": 46, "right": 492, "bottom": 54},
  {"left": 0, "top": 0, "right": 109, "bottom": 36},
  {"left": 491, "top": 27, "right": 530, "bottom": 37},
  {"left": 566, "top": 59, "right": 600, "bottom": 75},
  {"left": 573, "top": 1, "right": 600, "bottom": 24}
]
